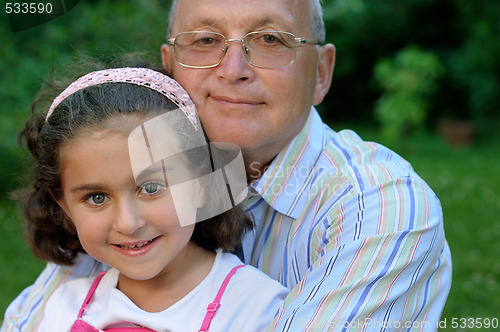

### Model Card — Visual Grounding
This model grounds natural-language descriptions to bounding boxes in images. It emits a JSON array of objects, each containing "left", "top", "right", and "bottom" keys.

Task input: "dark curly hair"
[{"left": 16, "top": 60, "right": 252, "bottom": 266}]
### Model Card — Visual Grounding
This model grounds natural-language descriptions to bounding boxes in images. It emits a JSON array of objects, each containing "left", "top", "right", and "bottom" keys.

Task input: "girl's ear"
[
  {"left": 195, "top": 175, "right": 208, "bottom": 209},
  {"left": 49, "top": 189, "right": 71, "bottom": 218}
]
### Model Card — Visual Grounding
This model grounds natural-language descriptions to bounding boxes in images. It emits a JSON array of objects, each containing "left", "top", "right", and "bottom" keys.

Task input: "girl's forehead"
[
  {"left": 127, "top": 110, "right": 204, "bottom": 181},
  {"left": 67, "top": 113, "right": 170, "bottom": 141},
  {"left": 62, "top": 110, "right": 198, "bottom": 160},
  {"left": 100, "top": 114, "right": 159, "bottom": 135}
]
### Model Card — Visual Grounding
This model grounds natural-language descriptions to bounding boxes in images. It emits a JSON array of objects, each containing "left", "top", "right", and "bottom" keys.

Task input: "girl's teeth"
[{"left": 119, "top": 240, "right": 152, "bottom": 250}]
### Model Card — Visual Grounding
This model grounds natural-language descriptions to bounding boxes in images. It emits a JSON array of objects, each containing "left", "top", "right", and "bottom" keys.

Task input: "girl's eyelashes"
[
  {"left": 84, "top": 193, "right": 109, "bottom": 207},
  {"left": 138, "top": 181, "right": 167, "bottom": 196},
  {"left": 80, "top": 182, "right": 166, "bottom": 207}
]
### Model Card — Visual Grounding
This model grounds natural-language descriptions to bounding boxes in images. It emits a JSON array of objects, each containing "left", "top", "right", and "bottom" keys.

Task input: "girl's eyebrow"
[
  {"left": 70, "top": 184, "right": 105, "bottom": 193},
  {"left": 135, "top": 161, "right": 172, "bottom": 184}
]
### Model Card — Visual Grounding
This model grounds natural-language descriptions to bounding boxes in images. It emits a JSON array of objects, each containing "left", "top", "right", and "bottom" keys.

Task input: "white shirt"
[{"left": 38, "top": 250, "right": 288, "bottom": 332}]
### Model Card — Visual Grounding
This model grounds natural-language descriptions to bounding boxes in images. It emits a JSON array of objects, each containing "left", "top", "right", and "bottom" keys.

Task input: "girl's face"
[{"left": 57, "top": 123, "right": 204, "bottom": 282}]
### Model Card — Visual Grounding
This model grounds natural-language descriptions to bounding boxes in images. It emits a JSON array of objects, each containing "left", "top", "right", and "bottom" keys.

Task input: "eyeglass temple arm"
[{"left": 296, "top": 38, "right": 322, "bottom": 45}]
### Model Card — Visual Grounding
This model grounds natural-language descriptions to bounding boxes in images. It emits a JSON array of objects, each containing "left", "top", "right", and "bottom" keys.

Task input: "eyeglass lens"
[{"left": 173, "top": 31, "right": 298, "bottom": 68}]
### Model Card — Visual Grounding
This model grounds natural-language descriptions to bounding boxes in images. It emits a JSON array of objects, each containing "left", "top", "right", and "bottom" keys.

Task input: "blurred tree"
[
  {"left": 373, "top": 46, "right": 443, "bottom": 143},
  {"left": 446, "top": 0, "right": 500, "bottom": 135},
  {"left": 321, "top": 0, "right": 459, "bottom": 123},
  {"left": 321, "top": 0, "right": 499, "bottom": 140}
]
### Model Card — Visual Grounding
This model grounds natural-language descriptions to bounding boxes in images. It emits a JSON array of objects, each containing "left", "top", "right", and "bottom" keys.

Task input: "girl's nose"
[{"left": 112, "top": 199, "right": 145, "bottom": 235}]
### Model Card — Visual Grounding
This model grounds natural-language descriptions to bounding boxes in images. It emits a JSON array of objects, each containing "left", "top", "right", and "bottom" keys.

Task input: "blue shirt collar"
[{"left": 249, "top": 107, "right": 326, "bottom": 218}]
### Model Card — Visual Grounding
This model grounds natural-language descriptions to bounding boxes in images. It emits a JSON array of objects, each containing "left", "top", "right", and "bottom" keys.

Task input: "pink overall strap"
[
  {"left": 198, "top": 265, "right": 245, "bottom": 332},
  {"left": 72, "top": 271, "right": 156, "bottom": 331},
  {"left": 77, "top": 271, "right": 107, "bottom": 319},
  {"left": 105, "top": 328, "right": 156, "bottom": 332}
]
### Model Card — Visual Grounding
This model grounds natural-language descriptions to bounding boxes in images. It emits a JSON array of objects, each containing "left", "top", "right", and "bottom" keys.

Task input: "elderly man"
[{"left": 3, "top": 0, "right": 451, "bottom": 331}]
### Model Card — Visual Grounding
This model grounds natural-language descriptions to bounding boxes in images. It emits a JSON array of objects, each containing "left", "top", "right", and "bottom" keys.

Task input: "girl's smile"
[{"left": 111, "top": 235, "right": 163, "bottom": 256}]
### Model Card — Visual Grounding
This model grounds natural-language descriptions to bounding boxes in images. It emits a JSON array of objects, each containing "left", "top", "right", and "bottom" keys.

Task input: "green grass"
[
  {"left": 1, "top": 129, "right": 499, "bottom": 330},
  {"left": 407, "top": 139, "right": 500, "bottom": 330}
]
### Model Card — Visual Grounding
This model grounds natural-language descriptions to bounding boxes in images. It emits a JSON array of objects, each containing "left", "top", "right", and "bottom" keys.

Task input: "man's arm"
[
  {"left": 268, "top": 178, "right": 452, "bottom": 331},
  {"left": 1, "top": 255, "right": 106, "bottom": 331}
]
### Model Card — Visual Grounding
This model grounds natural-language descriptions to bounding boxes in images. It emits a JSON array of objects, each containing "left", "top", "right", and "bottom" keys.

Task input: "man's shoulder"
[
  {"left": 305, "top": 126, "right": 440, "bottom": 219},
  {"left": 321, "top": 128, "right": 393, "bottom": 166},
  {"left": 319, "top": 128, "right": 419, "bottom": 185}
]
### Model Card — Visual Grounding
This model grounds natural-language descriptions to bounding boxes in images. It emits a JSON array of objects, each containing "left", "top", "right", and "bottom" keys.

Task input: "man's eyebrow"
[
  {"left": 186, "top": 17, "right": 289, "bottom": 32},
  {"left": 251, "top": 17, "right": 280, "bottom": 28},
  {"left": 180, "top": 17, "right": 217, "bottom": 31},
  {"left": 188, "top": 17, "right": 218, "bottom": 27}
]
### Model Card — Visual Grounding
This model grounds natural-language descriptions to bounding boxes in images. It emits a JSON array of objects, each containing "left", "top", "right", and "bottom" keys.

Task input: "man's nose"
[{"left": 216, "top": 39, "right": 254, "bottom": 82}]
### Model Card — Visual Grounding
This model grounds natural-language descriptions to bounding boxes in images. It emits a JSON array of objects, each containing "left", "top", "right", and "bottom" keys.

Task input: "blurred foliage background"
[{"left": 1, "top": 0, "right": 499, "bottom": 329}]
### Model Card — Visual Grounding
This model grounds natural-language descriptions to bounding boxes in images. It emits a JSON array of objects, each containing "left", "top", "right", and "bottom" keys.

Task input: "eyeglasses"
[{"left": 167, "top": 31, "right": 321, "bottom": 69}]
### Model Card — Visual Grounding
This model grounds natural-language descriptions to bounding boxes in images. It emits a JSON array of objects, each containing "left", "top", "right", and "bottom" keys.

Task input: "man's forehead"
[{"left": 171, "top": 0, "right": 310, "bottom": 33}]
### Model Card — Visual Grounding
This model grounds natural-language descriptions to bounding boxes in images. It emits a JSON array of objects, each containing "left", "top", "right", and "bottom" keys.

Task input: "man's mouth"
[{"left": 210, "top": 95, "right": 263, "bottom": 105}]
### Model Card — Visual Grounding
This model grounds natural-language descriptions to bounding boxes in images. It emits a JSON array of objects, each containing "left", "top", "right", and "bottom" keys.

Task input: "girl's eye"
[
  {"left": 139, "top": 182, "right": 165, "bottom": 195},
  {"left": 86, "top": 193, "right": 108, "bottom": 206}
]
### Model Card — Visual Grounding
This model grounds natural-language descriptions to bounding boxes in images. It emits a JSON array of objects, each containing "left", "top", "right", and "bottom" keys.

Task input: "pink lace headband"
[{"left": 46, "top": 67, "right": 198, "bottom": 129}]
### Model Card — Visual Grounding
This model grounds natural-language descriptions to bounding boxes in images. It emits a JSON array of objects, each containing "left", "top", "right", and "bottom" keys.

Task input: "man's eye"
[
  {"left": 86, "top": 193, "right": 108, "bottom": 206},
  {"left": 252, "top": 33, "right": 287, "bottom": 47},
  {"left": 263, "top": 34, "right": 277, "bottom": 44},
  {"left": 200, "top": 37, "right": 214, "bottom": 45}
]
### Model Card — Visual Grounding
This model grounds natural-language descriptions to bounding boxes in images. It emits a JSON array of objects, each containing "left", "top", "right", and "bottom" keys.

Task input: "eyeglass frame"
[{"left": 167, "top": 30, "right": 322, "bottom": 69}]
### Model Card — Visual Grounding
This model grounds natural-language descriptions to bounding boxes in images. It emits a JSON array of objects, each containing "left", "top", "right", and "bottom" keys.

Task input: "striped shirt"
[
  {"left": 1, "top": 108, "right": 451, "bottom": 331},
  {"left": 240, "top": 108, "right": 451, "bottom": 331}
]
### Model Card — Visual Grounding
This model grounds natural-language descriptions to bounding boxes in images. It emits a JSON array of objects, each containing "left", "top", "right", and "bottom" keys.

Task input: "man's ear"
[
  {"left": 313, "top": 43, "right": 336, "bottom": 105},
  {"left": 161, "top": 43, "right": 173, "bottom": 74}
]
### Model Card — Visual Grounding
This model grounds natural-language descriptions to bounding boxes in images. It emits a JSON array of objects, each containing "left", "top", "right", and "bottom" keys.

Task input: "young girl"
[{"left": 19, "top": 66, "right": 288, "bottom": 331}]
